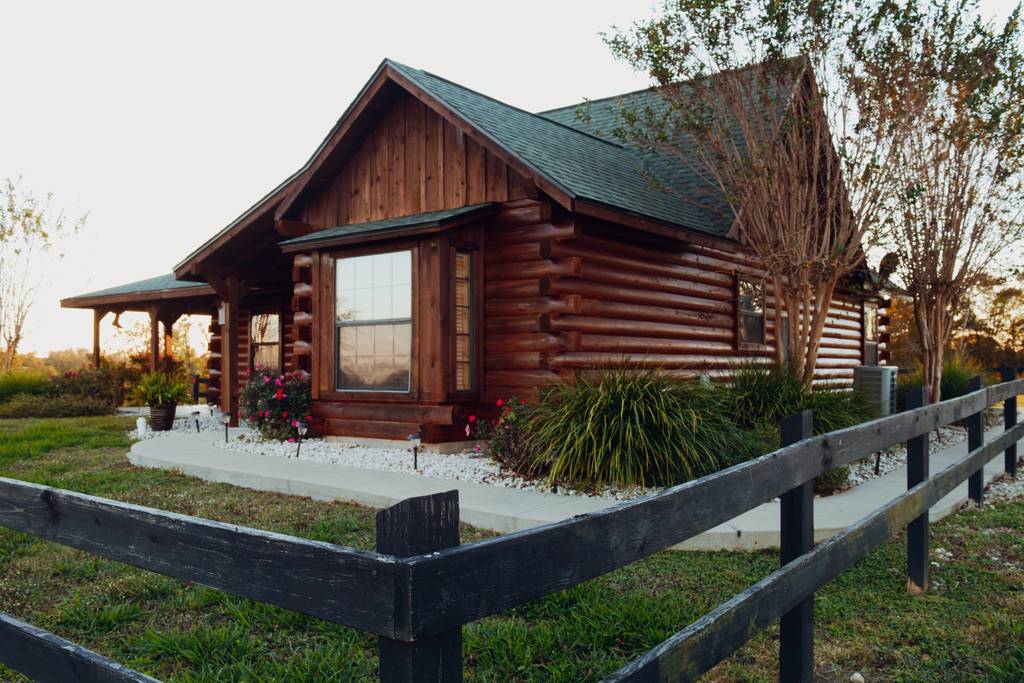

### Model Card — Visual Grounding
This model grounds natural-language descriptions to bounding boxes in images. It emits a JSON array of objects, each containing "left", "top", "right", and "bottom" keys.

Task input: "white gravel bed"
[
  {"left": 846, "top": 426, "right": 967, "bottom": 487},
  {"left": 132, "top": 413, "right": 649, "bottom": 500},
  {"left": 983, "top": 473, "right": 1024, "bottom": 505}
]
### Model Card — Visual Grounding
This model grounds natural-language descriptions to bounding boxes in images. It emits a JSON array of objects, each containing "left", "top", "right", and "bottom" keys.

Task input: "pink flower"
[
  {"left": 465, "top": 424, "right": 472, "bottom": 437},
  {"left": 263, "top": 375, "right": 271, "bottom": 384},
  {"left": 291, "top": 419, "right": 298, "bottom": 428},
  {"left": 468, "top": 415, "right": 476, "bottom": 423},
  {"left": 496, "top": 398, "right": 504, "bottom": 407},
  {"left": 275, "top": 389, "right": 284, "bottom": 401},
  {"left": 474, "top": 445, "right": 482, "bottom": 452},
  {"left": 282, "top": 410, "right": 289, "bottom": 419},
  {"left": 287, "top": 437, "right": 296, "bottom": 443}
]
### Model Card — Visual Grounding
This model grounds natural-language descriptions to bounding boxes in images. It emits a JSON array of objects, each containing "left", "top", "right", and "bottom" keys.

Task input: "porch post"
[
  {"left": 148, "top": 306, "right": 160, "bottom": 371},
  {"left": 158, "top": 312, "right": 181, "bottom": 362},
  {"left": 92, "top": 310, "right": 105, "bottom": 368},
  {"left": 222, "top": 278, "right": 240, "bottom": 427}
]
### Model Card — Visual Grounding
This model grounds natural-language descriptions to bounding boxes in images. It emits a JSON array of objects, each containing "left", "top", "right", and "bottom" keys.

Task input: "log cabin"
[{"left": 61, "top": 58, "right": 890, "bottom": 443}]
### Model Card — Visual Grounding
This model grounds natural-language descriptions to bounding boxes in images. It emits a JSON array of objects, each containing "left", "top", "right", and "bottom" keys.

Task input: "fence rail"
[{"left": 0, "top": 370, "right": 1021, "bottom": 682}]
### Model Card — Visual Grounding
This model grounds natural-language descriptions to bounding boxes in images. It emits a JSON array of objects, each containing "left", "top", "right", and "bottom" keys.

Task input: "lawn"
[{"left": 0, "top": 416, "right": 1021, "bottom": 682}]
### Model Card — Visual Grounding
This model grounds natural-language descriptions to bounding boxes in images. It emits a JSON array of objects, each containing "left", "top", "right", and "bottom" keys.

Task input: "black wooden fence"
[{"left": 0, "top": 371, "right": 1021, "bottom": 682}]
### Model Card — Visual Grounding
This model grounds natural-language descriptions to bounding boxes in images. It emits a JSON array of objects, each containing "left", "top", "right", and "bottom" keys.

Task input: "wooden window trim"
[
  {"left": 248, "top": 305, "right": 285, "bottom": 377},
  {"left": 320, "top": 241, "right": 419, "bottom": 402}
]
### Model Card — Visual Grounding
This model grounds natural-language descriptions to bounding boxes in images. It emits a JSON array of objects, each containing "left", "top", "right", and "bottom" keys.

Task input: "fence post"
[
  {"left": 967, "top": 375, "right": 985, "bottom": 505},
  {"left": 376, "top": 490, "right": 462, "bottom": 683},
  {"left": 779, "top": 409, "right": 814, "bottom": 683},
  {"left": 1003, "top": 367, "right": 1018, "bottom": 479},
  {"left": 905, "top": 387, "right": 929, "bottom": 594}
]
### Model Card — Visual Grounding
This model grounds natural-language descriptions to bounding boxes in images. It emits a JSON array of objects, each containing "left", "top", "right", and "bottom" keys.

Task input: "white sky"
[{"left": 2, "top": 0, "right": 1017, "bottom": 356}]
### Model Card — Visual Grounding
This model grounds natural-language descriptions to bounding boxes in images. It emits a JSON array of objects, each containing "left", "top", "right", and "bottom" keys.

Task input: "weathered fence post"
[
  {"left": 1003, "top": 367, "right": 1018, "bottom": 479},
  {"left": 905, "top": 387, "right": 929, "bottom": 594},
  {"left": 967, "top": 375, "right": 985, "bottom": 505},
  {"left": 779, "top": 409, "right": 814, "bottom": 683},
  {"left": 376, "top": 490, "right": 462, "bottom": 683}
]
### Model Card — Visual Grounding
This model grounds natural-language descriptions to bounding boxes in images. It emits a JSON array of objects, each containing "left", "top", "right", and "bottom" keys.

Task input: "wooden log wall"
[
  {"left": 299, "top": 93, "right": 532, "bottom": 229},
  {"left": 481, "top": 207, "right": 886, "bottom": 400},
  {"left": 206, "top": 315, "right": 222, "bottom": 405}
]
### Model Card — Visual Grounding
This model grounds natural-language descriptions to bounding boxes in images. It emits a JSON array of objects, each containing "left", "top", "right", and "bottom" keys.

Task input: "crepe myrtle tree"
[
  {"left": 0, "top": 178, "right": 86, "bottom": 371},
  {"left": 877, "top": 1, "right": 1024, "bottom": 402},
  {"left": 604, "top": 0, "right": 920, "bottom": 389}
]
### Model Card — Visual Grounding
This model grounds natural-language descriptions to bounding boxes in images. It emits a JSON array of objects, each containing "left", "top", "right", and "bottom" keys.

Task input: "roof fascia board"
[
  {"left": 61, "top": 285, "right": 216, "bottom": 310},
  {"left": 573, "top": 198, "right": 738, "bottom": 252}
]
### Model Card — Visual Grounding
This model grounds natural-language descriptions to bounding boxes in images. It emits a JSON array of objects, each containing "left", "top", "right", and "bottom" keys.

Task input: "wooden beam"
[
  {"left": 221, "top": 277, "right": 242, "bottom": 427},
  {"left": 275, "top": 219, "right": 317, "bottom": 238}
]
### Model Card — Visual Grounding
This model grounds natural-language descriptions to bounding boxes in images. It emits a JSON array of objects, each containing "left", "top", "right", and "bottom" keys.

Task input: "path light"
[
  {"left": 192, "top": 410, "right": 201, "bottom": 434},
  {"left": 220, "top": 412, "right": 230, "bottom": 443},
  {"left": 296, "top": 421, "right": 308, "bottom": 459},
  {"left": 408, "top": 432, "right": 421, "bottom": 471}
]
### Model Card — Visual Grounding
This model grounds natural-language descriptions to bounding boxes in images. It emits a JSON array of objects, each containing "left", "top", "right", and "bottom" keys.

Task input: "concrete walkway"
[{"left": 128, "top": 425, "right": 1022, "bottom": 551}]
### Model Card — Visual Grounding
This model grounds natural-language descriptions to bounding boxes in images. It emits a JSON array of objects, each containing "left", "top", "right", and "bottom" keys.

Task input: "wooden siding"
[{"left": 299, "top": 93, "right": 531, "bottom": 230}]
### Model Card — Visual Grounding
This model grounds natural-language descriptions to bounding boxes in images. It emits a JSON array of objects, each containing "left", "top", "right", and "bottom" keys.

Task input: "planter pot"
[{"left": 149, "top": 402, "right": 178, "bottom": 431}]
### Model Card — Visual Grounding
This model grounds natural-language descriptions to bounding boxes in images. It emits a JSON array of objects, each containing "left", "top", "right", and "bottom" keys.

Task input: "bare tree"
[
  {"left": 878, "top": 1, "right": 1024, "bottom": 402},
  {"left": 605, "top": 0, "right": 918, "bottom": 388},
  {"left": 0, "top": 178, "right": 86, "bottom": 372}
]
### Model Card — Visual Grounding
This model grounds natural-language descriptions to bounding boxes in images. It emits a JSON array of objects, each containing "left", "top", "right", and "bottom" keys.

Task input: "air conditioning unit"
[{"left": 853, "top": 366, "right": 900, "bottom": 417}]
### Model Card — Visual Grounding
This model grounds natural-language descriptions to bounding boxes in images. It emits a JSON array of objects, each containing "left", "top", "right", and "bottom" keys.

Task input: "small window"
[
  {"left": 738, "top": 277, "right": 766, "bottom": 344},
  {"left": 454, "top": 251, "right": 475, "bottom": 391},
  {"left": 250, "top": 313, "right": 281, "bottom": 375},
  {"left": 864, "top": 302, "right": 879, "bottom": 366},
  {"left": 335, "top": 250, "right": 412, "bottom": 392}
]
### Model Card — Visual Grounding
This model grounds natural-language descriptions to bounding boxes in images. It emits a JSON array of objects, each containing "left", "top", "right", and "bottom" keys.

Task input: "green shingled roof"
[
  {"left": 280, "top": 203, "right": 497, "bottom": 249},
  {"left": 68, "top": 273, "right": 207, "bottom": 301},
  {"left": 387, "top": 60, "right": 786, "bottom": 238}
]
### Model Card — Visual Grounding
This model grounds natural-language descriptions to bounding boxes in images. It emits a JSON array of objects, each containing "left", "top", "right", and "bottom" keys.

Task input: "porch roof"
[
  {"left": 61, "top": 273, "right": 216, "bottom": 311},
  {"left": 279, "top": 202, "right": 499, "bottom": 252}
]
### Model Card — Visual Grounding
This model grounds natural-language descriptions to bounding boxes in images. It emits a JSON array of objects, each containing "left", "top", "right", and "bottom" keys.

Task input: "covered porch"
[{"left": 61, "top": 273, "right": 223, "bottom": 405}]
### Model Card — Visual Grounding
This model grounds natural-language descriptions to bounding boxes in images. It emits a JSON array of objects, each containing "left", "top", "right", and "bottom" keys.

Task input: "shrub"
[
  {"left": 524, "top": 367, "right": 761, "bottom": 489},
  {"left": 0, "top": 394, "right": 114, "bottom": 419},
  {"left": 897, "top": 353, "right": 986, "bottom": 408},
  {"left": 131, "top": 372, "right": 190, "bottom": 407},
  {"left": 51, "top": 365, "right": 132, "bottom": 408},
  {"left": 239, "top": 369, "right": 312, "bottom": 441},
  {"left": 0, "top": 370, "right": 51, "bottom": 403},
  {"left": 466, "top": 397, "right": 535, "bottom": 475}
]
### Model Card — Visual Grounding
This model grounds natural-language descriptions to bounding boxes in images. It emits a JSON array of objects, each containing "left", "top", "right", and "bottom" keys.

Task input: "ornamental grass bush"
[
  {"left": 897, "top": 353, "right": 986, "bottom": 409},
  {"left": 524, "top": 367, "right": 763, "bottom": 489},
  {"left": 239, "top": 369, "right": 312, "bottom": 441},
  {"left": 0, "top": 370, "right": 51, "bottom": 403}
]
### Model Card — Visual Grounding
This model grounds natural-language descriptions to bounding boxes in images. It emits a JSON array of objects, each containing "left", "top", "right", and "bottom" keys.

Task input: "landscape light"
[
  {"left": 408, "top": 432, "right": 422, "bottom": 471},
  {"left": 220, "top": 412, "right": 230, "bottom": 443},
  {"left": 296, "top": 421, "right": 308, "bottom": 458},
  {"left": 192, "top": 410, "right": 201, "bottom": 433}
]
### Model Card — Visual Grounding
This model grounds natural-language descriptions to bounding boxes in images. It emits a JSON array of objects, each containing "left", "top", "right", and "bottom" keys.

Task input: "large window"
[
  {"left": 250, "top": 313, "right": 281, "bottom": 375},
  {"left": 335, "top": 250, "right": 412, "bottom": 392},
  {"left": 738, "top": 277, "right": 766, "bottom": 345},
  {"left": 454, "top": 250, "right": 474, "bottom": 391}
]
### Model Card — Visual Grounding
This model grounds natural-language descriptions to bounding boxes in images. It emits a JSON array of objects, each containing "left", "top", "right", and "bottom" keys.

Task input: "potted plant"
[{"left": 133, "top": 371, "right": 189, "bottom": 431}]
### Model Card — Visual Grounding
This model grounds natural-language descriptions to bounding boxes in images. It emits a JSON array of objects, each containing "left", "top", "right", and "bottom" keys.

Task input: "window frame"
[
  {"left": 449, "top": 241, "right": 482, "bottom": 396},
  {"left": 735, "top": 274, "right": 767, "bottom": 348},
  {"left": 329, "top": 245, "right": 417, "bottom": 397},
  {"left": 248, "top": 308, "right": 284, "bottom": 377},
  {"left": 863, "top": 301, "right": 880, "bottom": 366}
]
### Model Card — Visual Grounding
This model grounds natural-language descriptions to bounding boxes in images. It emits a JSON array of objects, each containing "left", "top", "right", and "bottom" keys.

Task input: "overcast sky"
[{"left": 2, "top": 0, "right": 1016, "bottom": 356}]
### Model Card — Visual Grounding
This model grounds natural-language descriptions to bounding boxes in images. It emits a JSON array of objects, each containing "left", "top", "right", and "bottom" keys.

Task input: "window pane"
[
  {"left": 253, "top": 343, "right": 281, "bottom": 374},
  {"left": 336, "top": 251, "right": 412, "bottom": 322},
  {"left": 454, "top": 251, "right": 473, "bottom": 391},
  {"left": 739, "top": 279, "right": 764, "bottom": 313},
  {"left": 337, "top": 323, "right": 412, "bottom": 391},
  {"left": 251, "top": 313, "right": 280, "bottom": 343},
  {"left": 864, "top": 304, "right": 878, "bottom": 341},
  {"left": 741, "top": 312, "right": 765, "bottom": 344}
]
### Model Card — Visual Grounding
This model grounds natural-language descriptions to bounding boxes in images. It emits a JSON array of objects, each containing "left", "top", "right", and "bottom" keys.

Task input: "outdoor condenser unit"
[{"left": 853, "top": 365, "right": 900, "bottom": 417}]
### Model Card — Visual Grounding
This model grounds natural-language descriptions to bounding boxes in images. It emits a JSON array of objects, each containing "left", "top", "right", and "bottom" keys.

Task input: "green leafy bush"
[
  {"left": 239, "top": 370, "right": 312, "bottom": 441},
  {"left": 131, "top": 372, "right": 190, "bottom": 407},
  {"left": 0, "top": 394, "right": 114, "bottom": 419},
  {"left": 897, "top": 354, "right": 986, "bottom": 408},
  {"left": 524, "top": 367, "right": 761, "bottom": 489},
  {"left": 51, "top": 365, "right": 133, "bottom": 408},
  {"left": 0, "top": 370, "right": 51, "bottom": 403}
]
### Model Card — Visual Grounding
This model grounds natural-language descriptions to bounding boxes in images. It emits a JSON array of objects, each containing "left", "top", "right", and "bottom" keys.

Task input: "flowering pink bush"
[
  {"left": 239, "top": 368, "right": 312, "bottom": 441},
  {"left": 464, "top": 396, "right": 539, "bottom": 475}
]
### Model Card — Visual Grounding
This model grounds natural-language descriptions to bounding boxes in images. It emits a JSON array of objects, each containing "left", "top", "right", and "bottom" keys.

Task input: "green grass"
[{"left": 0, "top": 416, "right": 1022, "bottom": 681}]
